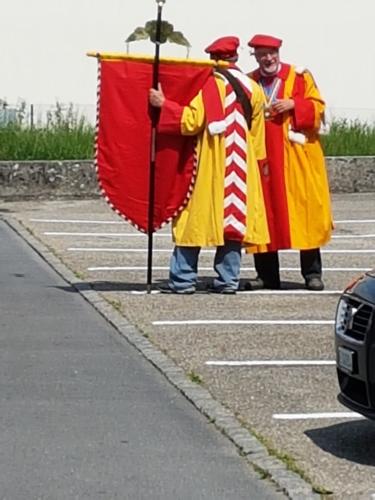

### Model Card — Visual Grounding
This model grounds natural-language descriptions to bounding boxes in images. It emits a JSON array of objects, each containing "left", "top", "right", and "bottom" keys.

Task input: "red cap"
[
  {"left": 248, "top": 34, "right": 282, "bottom": 49},
  {"left": 204, "top": 36, "right": 240, "bottom": 59}
]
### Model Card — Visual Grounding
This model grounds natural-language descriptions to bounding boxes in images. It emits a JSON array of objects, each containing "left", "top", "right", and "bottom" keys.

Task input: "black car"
[{"left": 335, "top": 269, "right": 375, "bottom": 419}]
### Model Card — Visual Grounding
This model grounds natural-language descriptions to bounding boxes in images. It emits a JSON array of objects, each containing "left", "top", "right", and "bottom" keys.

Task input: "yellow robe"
[
  {"left": 158, "top": 74, "right": 269, "bottom": 248},
  {"left": 249, "top": 63, "right": 333, "bottom": 252}
]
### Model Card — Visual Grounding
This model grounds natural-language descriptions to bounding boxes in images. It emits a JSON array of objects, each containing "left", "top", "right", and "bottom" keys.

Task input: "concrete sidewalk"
[{"left": 0, "top": 219, "right": 286, "bottom": 499}]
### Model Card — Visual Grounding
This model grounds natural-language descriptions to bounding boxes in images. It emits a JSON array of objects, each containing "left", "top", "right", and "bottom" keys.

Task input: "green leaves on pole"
[
  {"left": 125, "top": 20, "right": 191, "bottom": 52},
  {"left": 125, "top": 27, "right": 149, "bottom": 42},
  {"left": 167, "top": 31, "right": 191, "bottom": 47}
]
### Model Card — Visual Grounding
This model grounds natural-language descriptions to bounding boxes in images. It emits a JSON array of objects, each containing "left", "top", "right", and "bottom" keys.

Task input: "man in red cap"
[
  {"left": 204, "top": 36, "right": 240, "bottom": 62},
  {"left": 149, "top": 36, "right": 269, "bottom": 294},
  {"left": 245, "top": 34, "right": 333, "bottom": 291}
]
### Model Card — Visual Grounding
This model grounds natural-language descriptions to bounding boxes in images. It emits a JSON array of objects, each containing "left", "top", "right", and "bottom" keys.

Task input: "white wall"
[{"left": 1, "top": 0, "right": 374, "bottom": 121}]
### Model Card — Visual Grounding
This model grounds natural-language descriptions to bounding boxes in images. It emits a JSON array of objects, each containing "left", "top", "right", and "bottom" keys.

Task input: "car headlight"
[{"left": 335, "top": 298, "right": 351, "bottom": 336}]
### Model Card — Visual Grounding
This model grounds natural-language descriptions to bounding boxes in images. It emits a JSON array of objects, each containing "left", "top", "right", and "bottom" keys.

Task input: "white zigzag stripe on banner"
[
  {"left": 225, "top": 131, "right": 248, "bottom": 152},
  {"left": 225, "top": 151, "right": 247, "bottom": 171},
  {"left": 225, "top": 109, "right": 247, "bottom": 129},
  {"left": 224, "top": 171, "right": 247, "bottom": 192},
  {"left": 225, "top": 132, "right": 247, "bottom": 154},
  {"left": 222, "top": 71, "right": 251, "bottom": 238},
  {"left": 224, "top": 214, "right": 246, "bottom": 233},
  {"left": 225, "top": 91, "right": 236, "bottom": 107},
  {"left": 224, "top": 193, "right": 246, "bottom": 212}
]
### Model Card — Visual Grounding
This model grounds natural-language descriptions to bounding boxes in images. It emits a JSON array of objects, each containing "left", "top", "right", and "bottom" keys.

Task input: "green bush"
[
  {"left": 0, "top": 100, "right": 374, "bottom": 160},
  {"left": 0, "top": 101, "right": 94, "bottom": 161},
  {"left": 0, "top": 121, "right": 94, "bottom": 161},
  {"left": 321, "top": 119, "right": 375, "bottom": 156}
]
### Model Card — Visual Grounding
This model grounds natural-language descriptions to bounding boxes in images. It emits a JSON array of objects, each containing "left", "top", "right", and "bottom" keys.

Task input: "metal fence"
[
  {"left": 0, "top": 102, "right": 96, "bottom": 128},
  {"left": 0, "top": 107, "right": 18, "bottom": 126},
  {"left": 0, "top": 102, "right": 374, "bottom": 128},
  {"left": 327, "top": 107, "right": 375, "bottom": 125}
]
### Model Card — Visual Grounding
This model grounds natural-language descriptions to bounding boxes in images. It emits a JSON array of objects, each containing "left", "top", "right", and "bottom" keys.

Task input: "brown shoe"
[{"left": 305, "top": 277, "right": 324, "bottom": 291}]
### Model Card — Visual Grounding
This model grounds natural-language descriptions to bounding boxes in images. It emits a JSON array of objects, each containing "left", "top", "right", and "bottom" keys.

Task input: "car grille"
[
  {"left": 338, "top": 297, "right": 373, "bottom": 342},
  {"left": 338, "top": 369, "right": 369, "bottom": 406}
]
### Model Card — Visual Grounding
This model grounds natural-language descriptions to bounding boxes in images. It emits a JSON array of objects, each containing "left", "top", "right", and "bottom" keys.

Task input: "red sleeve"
[
  {"left": 157, "top": 100, "right": 184, "bottom": 134},
  {"left": 293, "top": 97, "right": 315, "bottom": 130},
  {"left": 292, "top": 74, "right": 315, "bottom": 130}
]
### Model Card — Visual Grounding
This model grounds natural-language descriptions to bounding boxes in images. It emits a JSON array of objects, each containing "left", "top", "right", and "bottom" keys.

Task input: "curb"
[{"left": 4, "top": 215, "right": 321, "bottom": 500}]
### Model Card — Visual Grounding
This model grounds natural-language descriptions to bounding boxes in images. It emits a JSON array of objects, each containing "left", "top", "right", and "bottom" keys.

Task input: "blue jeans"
[{"left": 168, "top": 241, "right": 242, "bottom": 291}]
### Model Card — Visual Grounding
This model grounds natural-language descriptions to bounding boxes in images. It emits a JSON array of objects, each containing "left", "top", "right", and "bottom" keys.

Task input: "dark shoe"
[
  {"left": 207, "top": 285, "right": 237, "bottom": 295},
  {"left": 158, "top": 284, "right": 195, "bottom": 294},
  {"left": 305, "top": 277, "right": 324, "bottom": 291},
  {"left": 244, "top": 277, "right": 280, "bottom": 291}
]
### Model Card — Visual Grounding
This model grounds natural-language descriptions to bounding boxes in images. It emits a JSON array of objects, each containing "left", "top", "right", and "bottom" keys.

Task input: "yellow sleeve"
[
  {"left": 249, "top": 82, "right": 267, "bottom": 160},
  {"left": 302, "top": 71, "right": 326, "bottom": 130},
  {"left": 180, "top": 92, "right": 206, "bottom": 135}
]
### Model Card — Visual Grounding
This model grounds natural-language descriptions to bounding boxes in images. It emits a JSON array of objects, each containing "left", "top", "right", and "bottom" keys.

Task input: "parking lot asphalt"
[
  {"left": 2, "top": 192, "right": 375, "bottom": 498},
  {"left": 1, "top": 218, "right": 288, "bottom": 500}
]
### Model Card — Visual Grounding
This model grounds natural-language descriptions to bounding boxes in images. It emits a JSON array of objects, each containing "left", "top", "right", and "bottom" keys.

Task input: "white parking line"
[
  {"left": 64, "top": 246, "right": 322, "bottom": 254},
  {"left": 31, "top": 217, "right": 375, "bottom": 225},
  {"left": 77, "top": 248, "right": 172, "bottom": 253},
  {"left": 31, "top": 218, "right": 124, "bottom": 224},
  {"left": 42, "top": 231, "right": 375, "bottom": 246},
  {"left": 273, "top": 412, "right": 364, "bottom": 420},
  {"left": 286, "top": 249, "right": 375, "bottom": 254},
  {"left": 332, "top": 234, "right": 375, "bottom": 239},
  {"left": 206, "top": 360, "right": 336, "bottom": 367},
  {"left": 88, "top": 266, "right": 169, "bottom": 271},
  {"left": 153, "top": 319, "right": 334, "bottom": 326},
  {"left": 44, "top": 232, "right": 170, "bottom": 237},
  {"left": 334, "top": 219, "right": 375, "bottom": 224},
  {"left": 70, "top": 246, "right": 375, "bottom": 256},
  {"left": 70, "top": 247, "right": 212, "bottom": 253},
  {"left": 68, "top": 247, "right": 375, "bottom": 266},
  {"left": 238, "top": 290, "right": 342, "bottom": 295},
  {"left": 106, "top": 289, "right": 342, "bottom": 295},
  {"left": 275, "top": 267, "right": 369, "bottom": 272},
  {"left": 87, "top": 265, "right": 371, "bottom": 272}
]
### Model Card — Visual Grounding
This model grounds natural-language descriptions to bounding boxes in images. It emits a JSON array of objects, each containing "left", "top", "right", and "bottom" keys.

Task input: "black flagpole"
[{"left": 147, "top": 0, "right": 165, "bottom": 294}]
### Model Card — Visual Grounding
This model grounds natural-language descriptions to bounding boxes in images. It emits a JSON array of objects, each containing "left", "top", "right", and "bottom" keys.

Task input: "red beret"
[
  {"left": 204, "top": 36, "right": 240, "bottom": 59},
  {"left": 248, "top": 34, "right": 282, "bottom": 49}
]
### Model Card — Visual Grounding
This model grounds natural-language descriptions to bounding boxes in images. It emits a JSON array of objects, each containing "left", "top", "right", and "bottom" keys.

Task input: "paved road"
[{"left": 0, "top": 220, "right": 284, "bottom": 499}]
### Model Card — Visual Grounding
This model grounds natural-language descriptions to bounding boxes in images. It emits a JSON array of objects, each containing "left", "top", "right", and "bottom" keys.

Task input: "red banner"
[{"left": 96, "top": 55, "right": 214, "bottom": 232}]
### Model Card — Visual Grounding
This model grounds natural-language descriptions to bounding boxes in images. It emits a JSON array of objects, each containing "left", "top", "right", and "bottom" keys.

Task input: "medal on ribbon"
[{"left": 260, "top": 77, "right": 281, "bottom": 119}]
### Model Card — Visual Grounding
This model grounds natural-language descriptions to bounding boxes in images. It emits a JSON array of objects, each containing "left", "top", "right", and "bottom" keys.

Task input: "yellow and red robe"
[
  {"left": 249, "top": 63, "right": 333, "bottom": 252},
  {"left": 157, "top": 74, "right": 270, "bottom": 248}
]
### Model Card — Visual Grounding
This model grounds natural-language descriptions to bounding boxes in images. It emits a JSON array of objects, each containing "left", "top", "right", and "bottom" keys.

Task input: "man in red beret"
[
  {"left": 149, "top": 36, "right": 269, "bottom": 294},
  {"left": 204, "top": 36, "right": 240, "bottom": 62},
  {"left": 245, "top": 34, "right": 333, "bottom": 291}
]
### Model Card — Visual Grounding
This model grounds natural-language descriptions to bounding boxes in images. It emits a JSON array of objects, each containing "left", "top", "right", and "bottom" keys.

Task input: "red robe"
[{"left": 249, "top": 63, "right": 333, "bottom": 251}]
